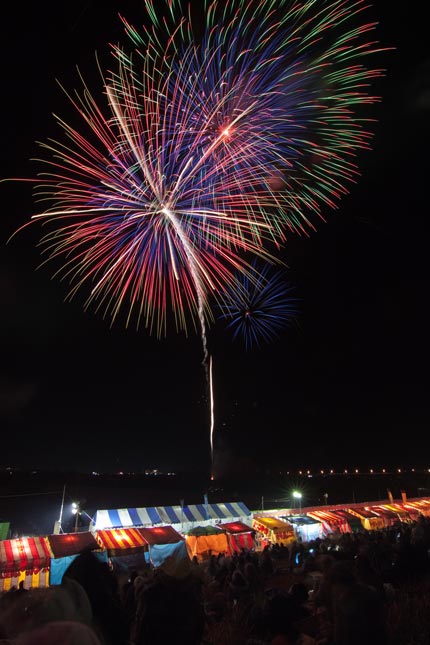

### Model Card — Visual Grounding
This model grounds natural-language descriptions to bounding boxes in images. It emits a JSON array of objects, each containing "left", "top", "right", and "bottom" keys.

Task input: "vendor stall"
[
  {"left": 216, "top": 521, "right": 256, "bottom": 553},
  {"left": 0, "top": 536, "right": 51, "bottom": 591},
  {"left": 252, "top": 516, "right": 295, "bottom": 547},
  {"left": 47, "top": 531, "right": 104, "bottom": 585},
  {"left": 368, "top": 506, "right": 400, "bottom": 528},
  {"left": 95, "top": 527, "right": 148, "bottom": 574},
  {"left": 306, "top": 510, "right": 351, "bottom": 535},
  {"left": 281, "top": 515, "right": 324, "bottom": 542},
  {"left": 138, "top": 525, "right": 187, "bottom": 569},
  {"left": 346, "top": 507, "right": 385, "bottom": 531},
  {"left": 185, "top": 525, "right": 230, "bottom": 561}
]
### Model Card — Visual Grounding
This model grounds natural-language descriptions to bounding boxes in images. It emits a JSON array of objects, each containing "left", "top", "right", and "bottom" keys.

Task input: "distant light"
[
  {"left": 370, "top": 469, "right": 373, "bottom": 473},
  {"left": 355, "top": 469, "right": 359, "bottom": 474},
  {"left": 344, "top": 469, "right": 348, "bottom": 474},
  {"left": 292, "top": 491, "right": 302, "bottom": 499},
  {"left": 398, "top": 469, "right": 401, "bottom": 473},
  {"left": 330, "top": 469, "right": 334, "bottom": 474},
  {"left": 298, "top": 470, "right": 302, "bottom": 475}
]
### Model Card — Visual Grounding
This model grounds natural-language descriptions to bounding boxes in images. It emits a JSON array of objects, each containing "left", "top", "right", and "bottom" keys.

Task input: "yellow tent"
[{"left": 252, "top": 516, "right": 295, "bottom": 546}]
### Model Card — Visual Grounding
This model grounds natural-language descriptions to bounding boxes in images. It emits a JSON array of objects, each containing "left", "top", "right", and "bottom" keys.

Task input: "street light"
[
  {"left": 292, "top": 490, "right": 302, "bottom": 513},
  {"left": 71, "top": 501, "right": 93, "bottom": 532},
  {"left": 71, "top": 502, "right": 80, "bottom": 532}
]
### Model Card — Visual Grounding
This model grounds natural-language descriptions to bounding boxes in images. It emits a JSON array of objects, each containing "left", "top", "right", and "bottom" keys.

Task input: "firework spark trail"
[
  {"left": 161, "top": 205, "right": 209, "bottom": 375},
  {"left": 209, "top": 354, "right": 215, "bottom": 476}
]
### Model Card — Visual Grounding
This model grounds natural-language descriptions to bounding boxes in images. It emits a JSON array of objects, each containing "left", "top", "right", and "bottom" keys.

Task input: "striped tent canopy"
[
  {"left": 332, "top": 510, "right": 363, "bottom": 532},
  {"left": 138, "top": 526, "right": 183, "bottom": 546},
  {"left": 381, "top": 504, "right": 414, "bottom": 522},
  {"left": 0, "top": 537, "right": 51, "bottom": 576},
  {"left": 306, "top": 510, "right": 351, "bottom": 535},
  {"left": 47, "top": 532, "right": 100, "bottom": 558},
  {"left": 368, "top": 506, "right": 400, "bottom": 527},
  {"left": 216, "top": 521, "right": 255, "bottom": 553},
  {"left": 346, "top": 508, "right": 385, "bottom": 531},
  {"left": 92, "top": 502, "right": 251, "bottom": 530},
  {"left": 404, "top": 500, "right": 430, "bottom": 518},
  {"left": 95, "top": 528, "right": 147, "bottom": 556}
]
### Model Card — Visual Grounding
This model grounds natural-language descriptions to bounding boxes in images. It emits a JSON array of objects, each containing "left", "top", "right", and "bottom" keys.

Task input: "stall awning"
[
  {"left": 307, "top": 510, "right": 351, "bottom": 534},
  {"left": 216, "top": 521, "right": 255, "bottom": 534},
  {"left": 95, "top": 528, "right": 147, "bottom": 556},
  {"left": 138, "top": 526, "right": 183, "bottom": 546},
  {"left": 253, "top": 516, "right": 293, "bottom": 530},
  {"left": 93, "top": 501, "right": 251, "bottom": 529},
  {"left": 47, "top": 532, "right": 100, "bottom": 558},
  {"left": 367, "top": 506, "right": 399, "bottom": 527},
  {"left": 333, "top": 510, "right": 363, "bottom": 531},
  {"left": 0, "top": 537, "right": 51, "bottom": 575},
  {"left": 404, "top": 500, "right": 430, "bottom": 517},
  {"left": 382, "top": 504, "right": 413, "bottom": 522}
]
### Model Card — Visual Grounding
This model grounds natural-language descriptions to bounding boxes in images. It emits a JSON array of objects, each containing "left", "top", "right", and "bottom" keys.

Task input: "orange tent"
[{"left": 185, "top": 527, "right": 230, "bottom": 561}]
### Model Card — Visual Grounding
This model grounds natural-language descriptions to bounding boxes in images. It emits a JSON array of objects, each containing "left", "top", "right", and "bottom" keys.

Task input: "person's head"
[
  {"left": 289, "top": 582, "right": 309, "bottom": 605},
  {"left": 333, "top": 584, "right": 387, "bottom": 644},
  {"left": 15, "top": 621, "right": 102, "bottom": 645}
]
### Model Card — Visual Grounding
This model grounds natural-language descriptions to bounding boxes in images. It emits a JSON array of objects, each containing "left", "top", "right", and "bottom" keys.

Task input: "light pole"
[
  {"left": 292, "top": 490, "right": 302, "bottom": 514},
  {"left": 71, "top": 501, "right": 93, "bottom": 532},
  {"left": 72, "top": 502, "right": 80, "bottom": 532}
]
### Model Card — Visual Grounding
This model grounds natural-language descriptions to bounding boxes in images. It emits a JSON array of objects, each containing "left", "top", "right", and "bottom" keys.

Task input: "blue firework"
[{"left": 218, "top": 262, "right": 299, "bottom": 349}]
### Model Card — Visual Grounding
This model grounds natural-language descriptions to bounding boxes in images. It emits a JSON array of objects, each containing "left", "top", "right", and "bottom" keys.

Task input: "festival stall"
[
  {"left": 95, "top": 527, "right": 148, "bottom": 574},
  {"left": 381, "top": 503, "right": 414, "bottom": 523},
  {"left": 47, "top": 531, "right": 105, "bottom": 585},
  {"left": 367, "top": 506, "right": 400, "bottom": 528},
  {"left": 0, "top": 536, "right": 51, "bottom": 591},
  {"left": 185, "top": 525, "right": 230, "bottom": 561},
  {"left": 251, "top": 516, "right": 295, "bottom": 547},
  {"left": 332, "top": 509, "right": 363, "bottom": 532},
  {"left": 138, "top": 525, "right": 188, "bottom": 569},
  {"left": 306, "top": 510, "right": 351, "bottom": 535},
  {"left": 215, "top": 521, "right": 256, "bottom": 553},
  {"left": 404, "top": 499, "right": 430, "bottom": 518},
  {"left": 281, "top": 515, "right": 324, "bottom": 542},
  {"left": 346, "top": 507, "right": 385, "bottom": 531}
]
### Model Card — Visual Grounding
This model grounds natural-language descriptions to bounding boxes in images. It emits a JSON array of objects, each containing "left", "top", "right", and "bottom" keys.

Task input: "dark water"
[{"left": 1, "top": 470, "right": 429, "bottom": 537}]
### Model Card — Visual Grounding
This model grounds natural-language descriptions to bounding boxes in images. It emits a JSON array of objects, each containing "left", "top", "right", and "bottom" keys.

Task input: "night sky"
[{"left": 1, "top": 2, "right": 429, "bottom": 476}]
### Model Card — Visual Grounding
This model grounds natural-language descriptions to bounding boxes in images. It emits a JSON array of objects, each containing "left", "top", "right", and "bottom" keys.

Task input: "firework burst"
[
  {"left": 218, "top": 261, "right": 299, "bottom": 349},
  {"left": 10, "top": 0, "right": 386, "bottom": 335}
]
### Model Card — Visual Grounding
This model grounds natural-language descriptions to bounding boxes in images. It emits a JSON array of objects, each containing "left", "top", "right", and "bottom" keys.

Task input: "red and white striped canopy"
[{"left": 0, "top": 537, "right": 51, "bottom": 576}]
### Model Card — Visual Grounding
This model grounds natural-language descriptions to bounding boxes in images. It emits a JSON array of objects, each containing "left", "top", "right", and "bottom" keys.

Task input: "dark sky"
[{"left": 1, "top": 2, "right": 429, "bottom": 476}]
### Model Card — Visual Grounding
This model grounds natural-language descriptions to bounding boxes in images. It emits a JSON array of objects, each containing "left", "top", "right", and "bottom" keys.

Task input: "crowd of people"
[{"left": 0, "top": 514, "right": 430, "bottom": 644}]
